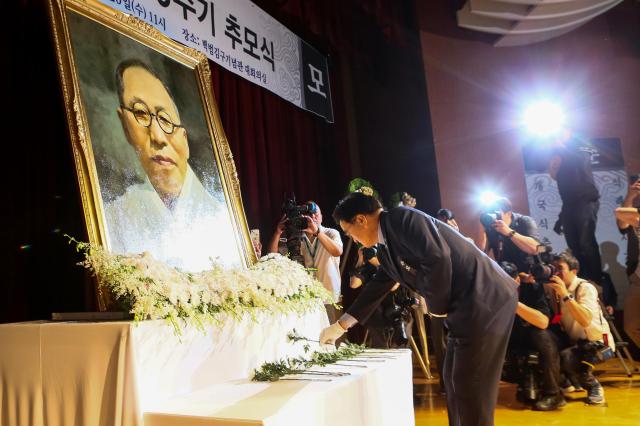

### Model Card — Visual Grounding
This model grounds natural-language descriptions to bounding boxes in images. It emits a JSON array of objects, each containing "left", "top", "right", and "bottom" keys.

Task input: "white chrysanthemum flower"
[{"left": 78, "top": 244, "right": 330, "bottom": 334}]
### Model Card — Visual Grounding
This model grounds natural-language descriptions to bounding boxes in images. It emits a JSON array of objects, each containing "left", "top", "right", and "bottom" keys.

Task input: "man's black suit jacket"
[{"left": 346, "top": 207, "right": 518, "bottom": 339}]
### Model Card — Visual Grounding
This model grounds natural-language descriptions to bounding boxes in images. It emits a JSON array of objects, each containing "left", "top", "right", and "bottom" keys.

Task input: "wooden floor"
[{"left": 413, "top": 359, "right": 640, "bottom": 425}]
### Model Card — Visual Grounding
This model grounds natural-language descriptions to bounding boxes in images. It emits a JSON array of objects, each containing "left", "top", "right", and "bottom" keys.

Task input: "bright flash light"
[
  {"left": 479, "top": 191, "right": 500, "bottom": 206},
  {"left": 523, "top": 101, "right": 565, "bottom": 137}
]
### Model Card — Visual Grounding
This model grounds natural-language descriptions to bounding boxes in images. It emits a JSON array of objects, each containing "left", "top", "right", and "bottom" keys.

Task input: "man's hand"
[
  {"left": 616, "top": 207, "right": 640, "bottom": 229},
  {"left": 303, "top": 215, "right": 320, "bottom": 235},
  {"left": 628, "top": 180, "right": 640, "bottom": 198},
  {"left": 518, "top": 273, "right": 535, "bottom": 284},
  {"left": 618, "top": 180, "right": 640, "bottom": 230},
  {"left": 319, "top": 322, "right": 346, "bottom": 345},
  {"left": 356, "top": 247, "right": 364, "bottom": 267},
  {"left": 544, "top": 275, "right": 569, "bottom": 298},
  {"left": 276, "top": 214, "right": 288, "bottom": 234},
  {"left": 492, "top": 220, "right": 512, "bottom": 237}
]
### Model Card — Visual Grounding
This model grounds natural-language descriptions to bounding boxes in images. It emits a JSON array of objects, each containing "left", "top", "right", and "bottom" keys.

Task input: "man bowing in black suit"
[{"left": 320, "top": 192, "right": 518, "bottom": 426}]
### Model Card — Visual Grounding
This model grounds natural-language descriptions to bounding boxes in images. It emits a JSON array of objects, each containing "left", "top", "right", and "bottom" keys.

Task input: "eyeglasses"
[{"left": 122, "top": 101, "right": 184, "bottom": 135}]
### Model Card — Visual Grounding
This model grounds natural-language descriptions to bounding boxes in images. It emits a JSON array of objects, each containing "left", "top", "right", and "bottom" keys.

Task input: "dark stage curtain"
[{"left": 209, "top": 60, "right": 352, "bottom": 242}]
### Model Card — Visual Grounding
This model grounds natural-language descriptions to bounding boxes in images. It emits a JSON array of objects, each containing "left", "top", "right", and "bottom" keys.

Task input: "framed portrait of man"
[{"left": 48, "top": 0, "right": 256, "bottom": 288}]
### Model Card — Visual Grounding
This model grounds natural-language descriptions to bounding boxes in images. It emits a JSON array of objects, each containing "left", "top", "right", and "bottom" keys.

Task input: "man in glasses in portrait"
[{"left": 104, "top": 58, "right": 235, "bottom": 270}]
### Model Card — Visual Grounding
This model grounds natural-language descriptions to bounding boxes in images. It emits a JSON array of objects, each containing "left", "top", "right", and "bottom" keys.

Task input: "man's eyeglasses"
[{"left": 122, "top": 101, "right": 184, "bottom": 135}]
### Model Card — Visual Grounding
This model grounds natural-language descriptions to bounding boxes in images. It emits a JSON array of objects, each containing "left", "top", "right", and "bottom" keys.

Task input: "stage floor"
[{"left": 414, "top": 359, "right": 640, "bottom": 425}]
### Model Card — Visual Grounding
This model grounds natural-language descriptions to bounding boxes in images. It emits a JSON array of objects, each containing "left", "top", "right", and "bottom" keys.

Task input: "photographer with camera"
[
  {"left": 548, "top": 132, "right": 604, "bottom": 287},
  {"left": 268, "top": 200, "right": 343, "bottom": 322},
  {"left": 615, "top": 173, "right": 640, "bottom": 349},
  {"left": 478, "top": 197, "right": 541, "bottom": 274},
  {"left": 545, "top": 252, "right": 614, "bottom": 405},
  {"left": 500, "top": 261, "right": 565, "bottom": 411}
]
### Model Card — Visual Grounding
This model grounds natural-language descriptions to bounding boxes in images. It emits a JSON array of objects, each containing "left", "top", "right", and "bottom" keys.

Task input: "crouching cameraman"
[
  {"left": 545, "top": 252, "right": 615, "bottom": 405},
  {"left": 501, "top": 262, "right": 565, "bottom": 411}
]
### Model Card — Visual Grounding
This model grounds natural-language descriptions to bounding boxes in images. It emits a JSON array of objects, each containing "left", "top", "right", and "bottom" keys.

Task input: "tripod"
[
  {"left": 598, "top": 299, "right": 638, "bottom": 377},
  {"left": 361, "top": 302, "right": 433, "bottom": 379}
]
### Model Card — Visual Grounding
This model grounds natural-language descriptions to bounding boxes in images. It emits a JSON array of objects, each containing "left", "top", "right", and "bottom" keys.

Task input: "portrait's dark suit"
[{"left": 346, "top": 207, "right": 518, "bottom": 426}]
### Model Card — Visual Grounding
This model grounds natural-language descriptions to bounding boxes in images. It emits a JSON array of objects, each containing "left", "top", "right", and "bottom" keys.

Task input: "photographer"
[
  {"left": 548, "top": 133, "right": 604, "bottom": 285},
  {"left": 545, "top": 252, "right": 614, "bottom": 405},
  {"left": 501, "top": 262, "right": 564, "bottom": 411},
  {"left": 478, "top": 197, "right": 540, "bottom": 273},
  {"left": 268, "top": 201, "right": 343, "bottom": 322},
  {"left": 615, "top": 173, "right": 640, "bottom": 349}
]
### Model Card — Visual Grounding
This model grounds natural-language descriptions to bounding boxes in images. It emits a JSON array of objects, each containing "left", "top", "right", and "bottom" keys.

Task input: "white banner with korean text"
[
  {"left": 99, "top": 0, "right": 334, "bottom": 122},
  {"left": 524, "top": 138, "right": 628, "bottom": 307}
]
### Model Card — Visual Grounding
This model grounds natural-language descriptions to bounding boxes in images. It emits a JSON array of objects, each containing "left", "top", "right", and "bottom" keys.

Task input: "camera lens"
[
  {"left": 480, "top": 211, "right": 499, "bottom": 229},
  {"left": 531, "top": 263, "right": 556, "bottom": 281},
  {"left": 293, "top": 217, "right": 308, "bottom": 230}
]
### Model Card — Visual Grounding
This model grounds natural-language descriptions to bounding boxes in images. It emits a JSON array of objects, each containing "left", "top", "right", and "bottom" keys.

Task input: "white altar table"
[
  {"left": 0, "top": 310, "right": 414, "bottom": 426},
  {"left": 143, "top": 350, "right": 414, "bottom": 426}
]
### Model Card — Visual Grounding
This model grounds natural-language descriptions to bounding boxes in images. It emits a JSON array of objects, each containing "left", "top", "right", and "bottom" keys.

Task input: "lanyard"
[{"left": 303, "top": 236, "right": 319, "bottom": 262}]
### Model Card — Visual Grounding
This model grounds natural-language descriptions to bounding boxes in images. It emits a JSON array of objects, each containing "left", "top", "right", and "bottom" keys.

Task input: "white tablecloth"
[
  {"left": 144, "top": 350, "right": 415, "bottom": 426},
  {"left": 0, "top": 309, "right": 328, "bottom": 426}
]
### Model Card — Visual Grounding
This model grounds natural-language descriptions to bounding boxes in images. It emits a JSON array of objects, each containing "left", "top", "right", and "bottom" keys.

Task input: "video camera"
[
  {"left": 281, "top": 194, "right": 317, "bottom": 265},
  {"left": 283, "top": 195, "right": 317, "bottom": 230}
]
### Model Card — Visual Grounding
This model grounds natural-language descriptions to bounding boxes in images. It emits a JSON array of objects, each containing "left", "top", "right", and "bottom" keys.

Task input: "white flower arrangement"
[{"left": 69, "top": 238, "right": 332, "bottom": 334}]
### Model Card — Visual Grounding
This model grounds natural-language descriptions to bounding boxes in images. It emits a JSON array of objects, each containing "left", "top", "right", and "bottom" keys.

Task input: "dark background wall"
[
  {"left": 340, "top": 3, "right": 439, "bottom": 213},
  {"left": 416, "top": 1, "right": 640, "bottom": 244}
]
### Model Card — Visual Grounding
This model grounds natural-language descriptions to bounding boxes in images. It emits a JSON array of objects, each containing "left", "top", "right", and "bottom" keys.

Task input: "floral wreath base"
[{"left": 69, "top": 237, "right": 333, "bottom": 335}]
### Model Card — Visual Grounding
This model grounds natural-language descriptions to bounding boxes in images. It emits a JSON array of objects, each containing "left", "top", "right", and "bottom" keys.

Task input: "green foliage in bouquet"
[
  {"left": 346, "top": 178, "right": 382, "bottom": 203},
  {"left": 67, "top": 236, "right": 332, "bottom": 335},
  {"left": 252, "top": 342, "right": 366, "bottom": 382}
]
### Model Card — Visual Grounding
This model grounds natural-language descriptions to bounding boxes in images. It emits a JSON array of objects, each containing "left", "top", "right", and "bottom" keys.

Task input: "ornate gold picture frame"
[{"left": 48, "top": 0, "right": 256, "bottom": 304}]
